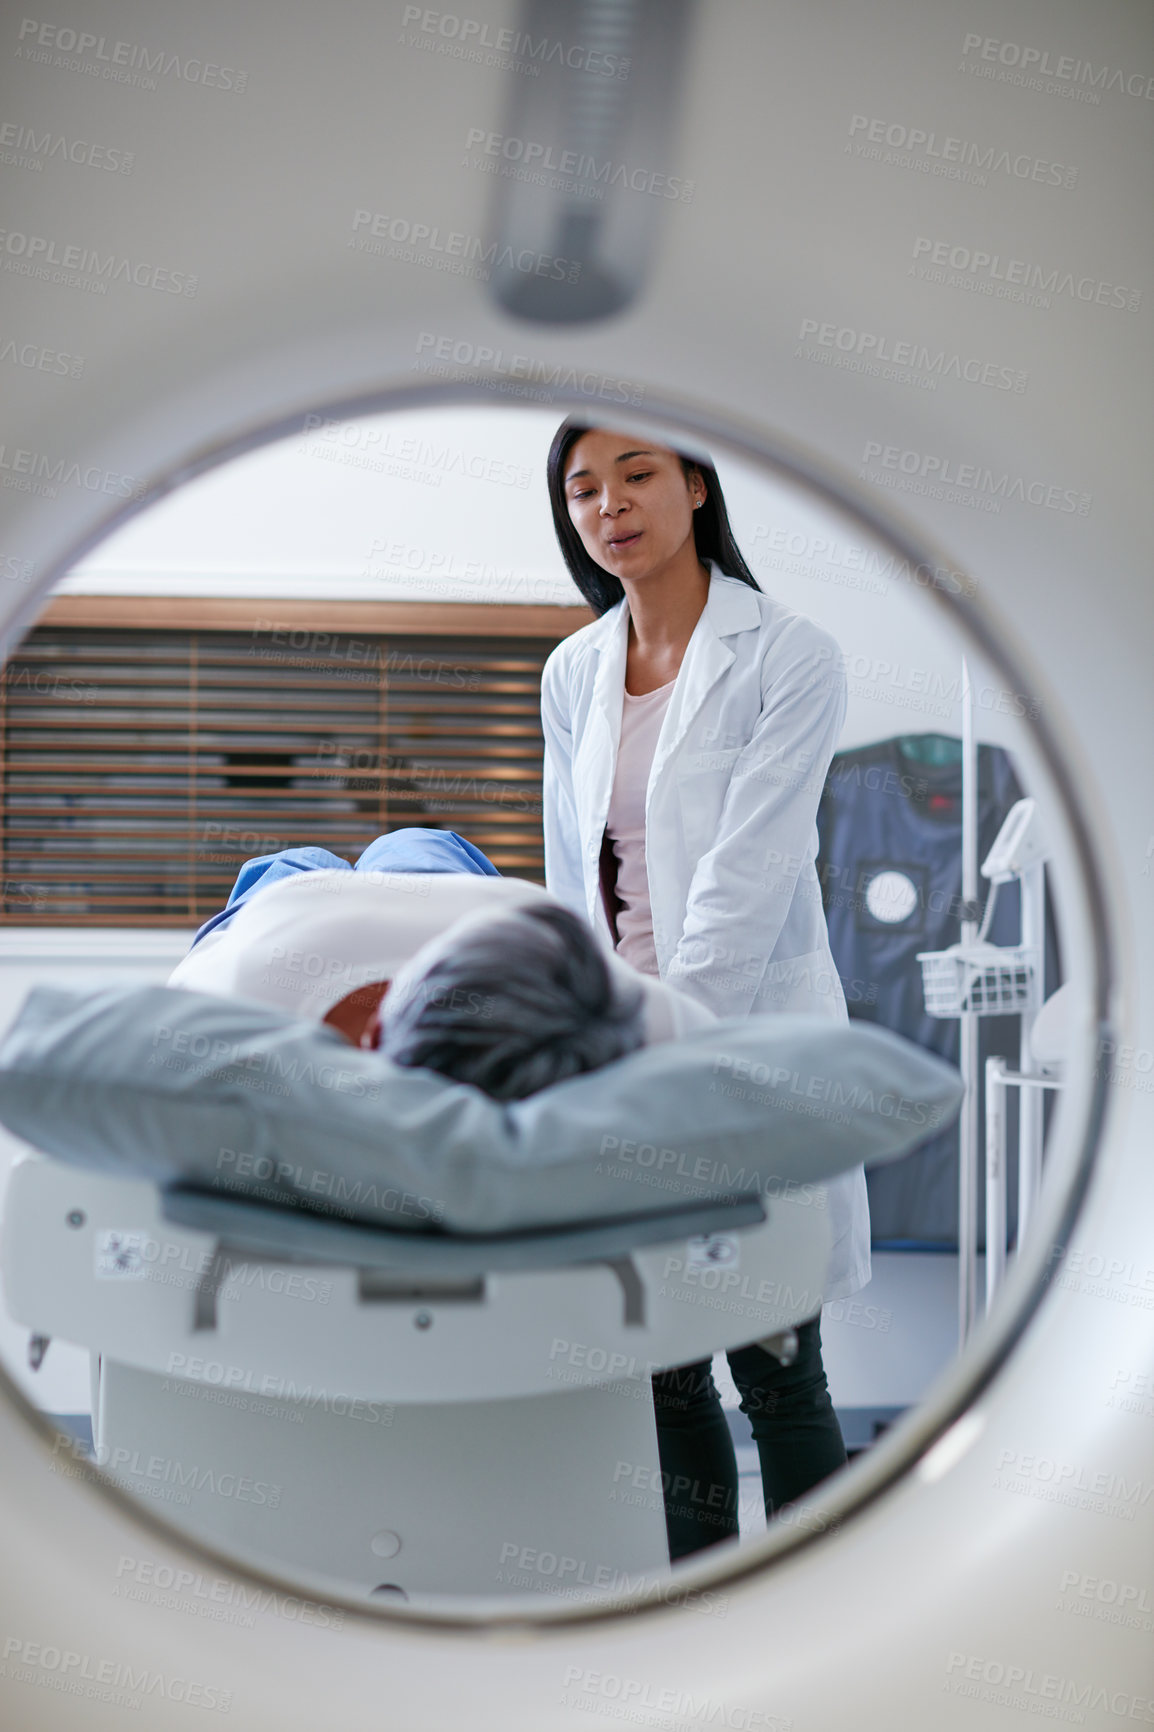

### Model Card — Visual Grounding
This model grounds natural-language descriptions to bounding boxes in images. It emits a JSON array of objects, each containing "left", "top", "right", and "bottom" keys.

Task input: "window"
[{"left": 0, "top": 611, "right": 571, "bottom": 923}]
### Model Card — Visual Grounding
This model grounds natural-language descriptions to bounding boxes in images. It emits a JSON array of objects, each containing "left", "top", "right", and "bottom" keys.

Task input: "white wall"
[{"left": 57, "top": 404, "right": 1021, "bottom": 755}]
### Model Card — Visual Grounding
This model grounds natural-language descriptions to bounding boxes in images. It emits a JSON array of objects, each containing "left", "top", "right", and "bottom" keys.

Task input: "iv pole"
[
  {"left": 924, "top": 661, "right": 1048, "bottom": 1341},
  {"left": 957, "top": 658, "right": 979, "bottom": 1346}
]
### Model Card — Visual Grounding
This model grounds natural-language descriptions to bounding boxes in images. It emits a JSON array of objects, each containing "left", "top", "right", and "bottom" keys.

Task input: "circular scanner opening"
[{"left": 0, "top": 382, "right": 1113, "bottom": 1630}]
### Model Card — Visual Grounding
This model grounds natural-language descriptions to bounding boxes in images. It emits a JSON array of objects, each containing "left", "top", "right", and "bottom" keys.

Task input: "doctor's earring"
[{"left": 693, "top": 499, "right": 703, "bottom": 509}]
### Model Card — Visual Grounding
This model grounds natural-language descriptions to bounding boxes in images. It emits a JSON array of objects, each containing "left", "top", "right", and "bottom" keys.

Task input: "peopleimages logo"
[
  {"left": 413, "top": 331, "right": 645, "bottom": 407},
  {"left": 2, "top": 1636, "right": 233, "bottom": 1713},
  {"left": 0, "top": 441, "right": 143, "bottom": 500},
  {"left": 0, "top": 335, "right": 84, "bottom": 377},
  {"left": 0, "top": 225, "right": 197, "bottom": 294},
  {"left": 798, "top": 318, "right": 1026, "bottom": 392},
  {"left": 0, "top": 120, "right": 133, "bottom": 173},
  {"left": 463, "top": 127, "right": 694, "bottom": 201},
  {"left": 848, "top": 113, "right": 1078, "bottom": 188},
  {"left": 945, "top": 1652, "right": 1154, "bottom": 1723},
  {"left": 960, "top": 34, "right": 1154, "bottom": 101},
  {"left": 910, "top": 236, "right": 1141, "bottom": 313},
  {"left": 399, "top": 7, "right": 631, "bottom": 78},
  {"left": 301, "top": 412, "right": 533, "bottom": 490},
  {"left": 560, "top": 1666, "right": 790, "bottom": 1729},
  {"left": 1057, "top": 1567, "right": 1153, "bottom": 1631},
  {"left": 860, "top": 440, "right": 1091, "bottom": 517},
  {"left": 751, "top": 524, "right": 975, "bottom": 598},
  {"left": 993, "top": 1448, "right": 1154, "bottom": 1522},
  {"left": 115, "top": 1554, "right": 346, "bottom": 1630},
  {"left": 50, "top": 1431, "right": 283, "bottom": 1511},
  {"left": 350, "top": 209, "right": 581, "bottom": 284},
  {"left": 15, "top": 18, "right": 248, "bottom": 93}
]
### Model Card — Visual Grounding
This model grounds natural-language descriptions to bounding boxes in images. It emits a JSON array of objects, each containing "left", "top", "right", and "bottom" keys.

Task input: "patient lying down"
[
  {"left": 167, "top": 857, "right": 715, "bottom": 1100},
  {"left": 331, "top": 901, "right": 646, "bottom": 1101}
]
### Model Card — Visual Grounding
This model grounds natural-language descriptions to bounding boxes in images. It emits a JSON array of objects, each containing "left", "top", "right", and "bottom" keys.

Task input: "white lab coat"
[{"left": 541, "top": 564, "right": 870, "bottom": 1300}]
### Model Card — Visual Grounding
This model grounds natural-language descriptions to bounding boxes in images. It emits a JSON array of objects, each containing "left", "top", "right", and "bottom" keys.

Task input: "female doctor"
[{"left": 540, "top": 421, "right": 870, "bottom": 1561}]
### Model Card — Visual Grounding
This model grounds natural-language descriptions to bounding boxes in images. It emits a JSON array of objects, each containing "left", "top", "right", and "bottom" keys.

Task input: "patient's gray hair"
[{"left": 380, "top": 903, "right": 644, "bottom": 1100}]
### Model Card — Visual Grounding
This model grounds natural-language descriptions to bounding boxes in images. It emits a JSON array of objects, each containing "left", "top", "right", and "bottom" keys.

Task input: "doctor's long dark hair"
[{"left": 546, "top": 419, "right": 761, "bottom": 617}]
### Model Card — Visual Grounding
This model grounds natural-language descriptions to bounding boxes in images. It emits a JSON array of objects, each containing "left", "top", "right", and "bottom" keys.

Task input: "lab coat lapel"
[
  {"left": 644, "top": 573, "right": 759, "bottom": 973},
  {"left": 648, "top": 571, "right": 740, "bottom": 787}
]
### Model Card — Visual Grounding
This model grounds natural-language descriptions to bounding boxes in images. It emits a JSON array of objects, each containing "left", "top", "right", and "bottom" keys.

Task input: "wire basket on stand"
[{"left": 917, "top": 943, "right": 1039, "bottom": 1019}]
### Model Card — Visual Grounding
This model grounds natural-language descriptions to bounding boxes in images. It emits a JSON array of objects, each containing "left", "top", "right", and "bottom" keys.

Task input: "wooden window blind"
[{"left": 0, "top": 622, "right": 565, "bottom": 924}]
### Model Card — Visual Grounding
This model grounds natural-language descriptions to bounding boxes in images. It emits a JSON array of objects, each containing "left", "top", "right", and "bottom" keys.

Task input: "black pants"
[{"left": 651, "top": 1316, "right": 846, "bottom": 1562}]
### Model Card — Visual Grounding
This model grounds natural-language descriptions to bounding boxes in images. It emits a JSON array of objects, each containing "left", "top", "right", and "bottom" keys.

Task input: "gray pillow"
[{"left": 0, "top": 984, "right": 962, "bottom": 1236}]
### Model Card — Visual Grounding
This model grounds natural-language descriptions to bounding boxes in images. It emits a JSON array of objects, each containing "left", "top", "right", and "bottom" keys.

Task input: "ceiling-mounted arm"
[{"left": 485, "top": 0, "right": 698, "bottom": 324}]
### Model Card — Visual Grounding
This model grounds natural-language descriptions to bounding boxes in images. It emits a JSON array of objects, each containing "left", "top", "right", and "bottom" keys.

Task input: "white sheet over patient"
[{"left": 166, "top": 870, "right": 713, "bottom": 1046}]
